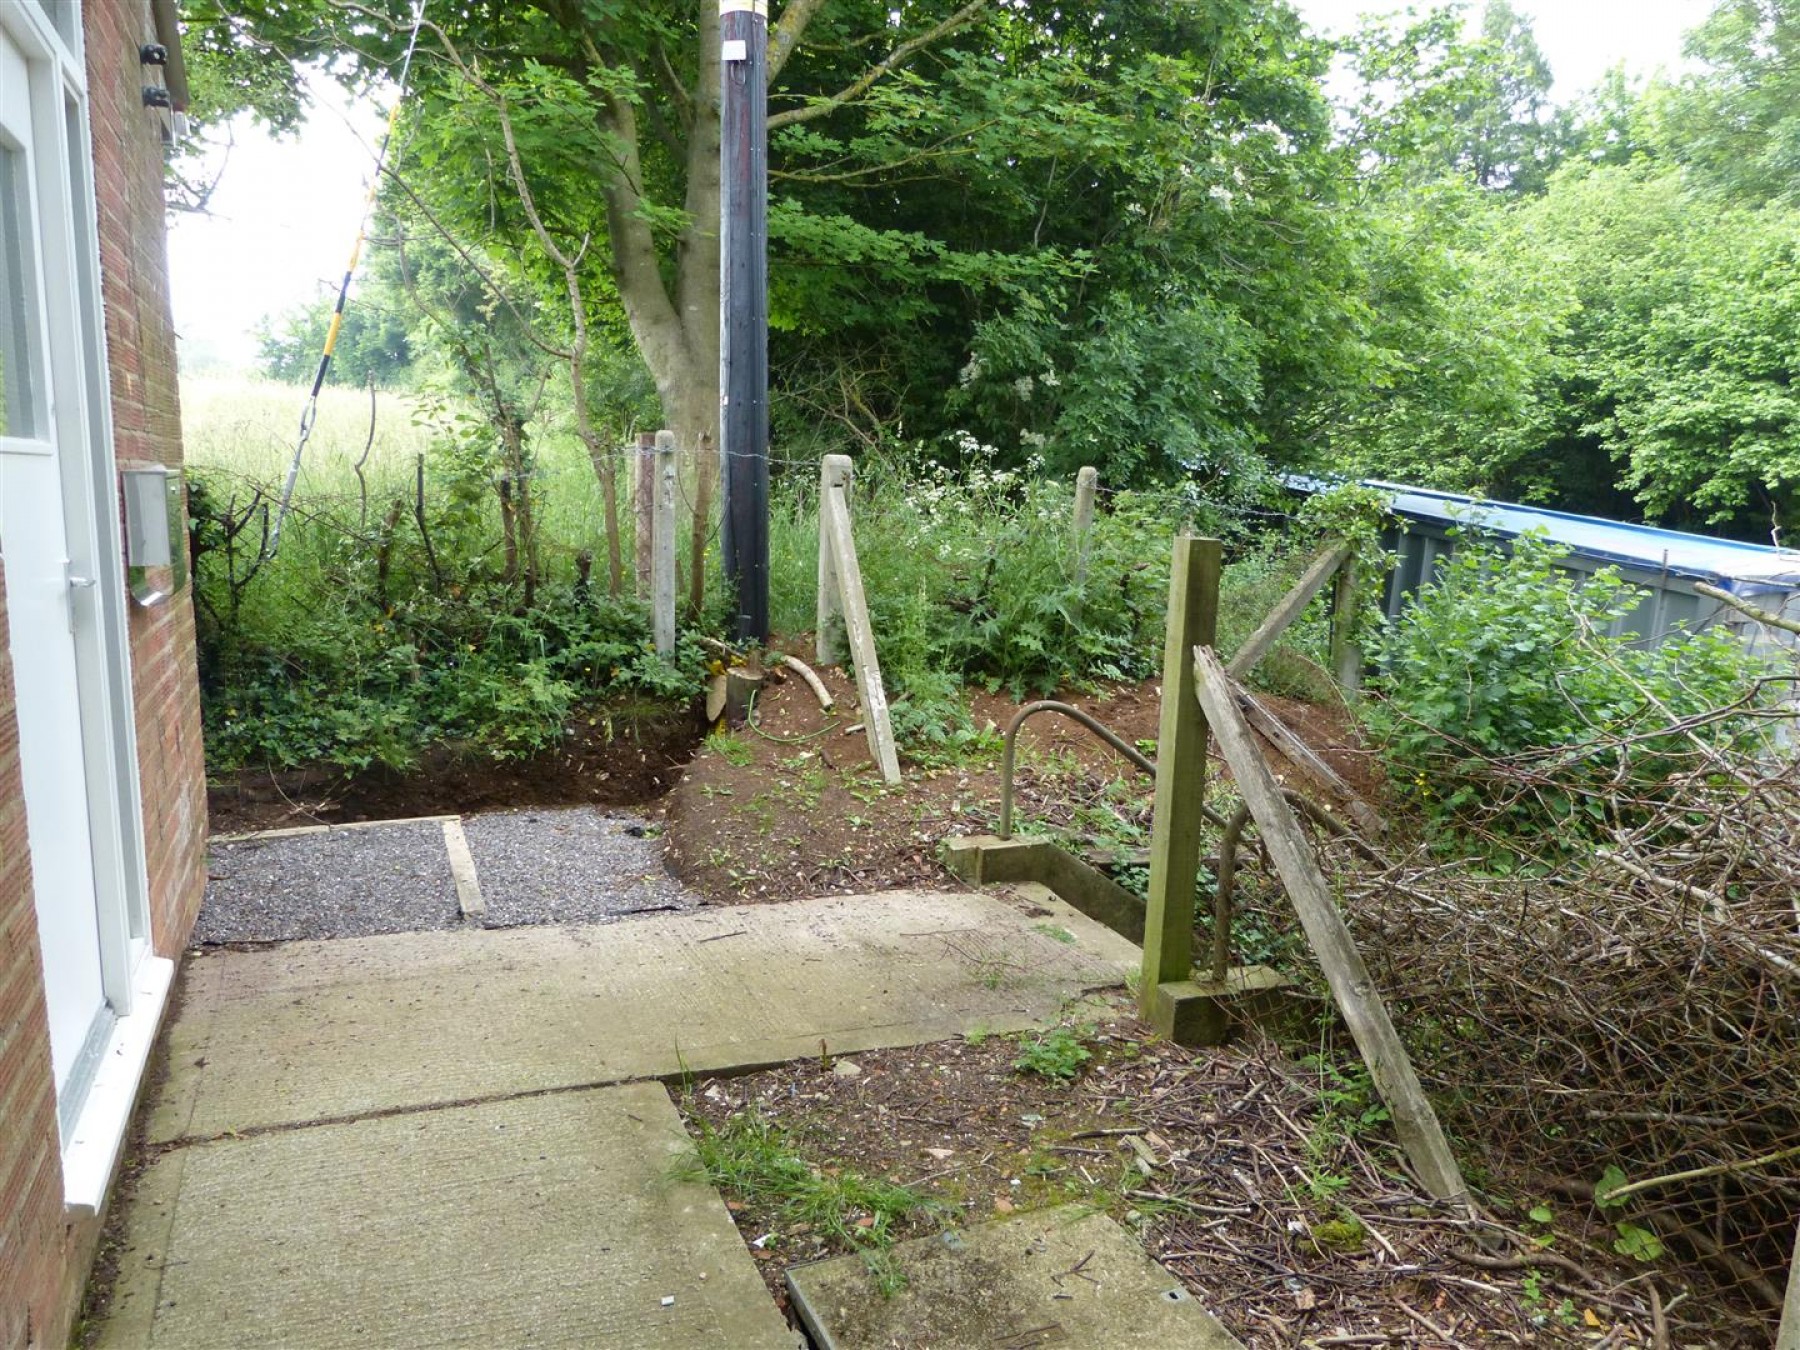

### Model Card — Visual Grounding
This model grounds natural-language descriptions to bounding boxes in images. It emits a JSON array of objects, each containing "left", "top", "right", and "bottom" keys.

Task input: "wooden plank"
[
  {"left": 1140, "top": 535, "right": 1221, "bottom": 1001},
  {"left": 1778, "top": 1224, "right": 1800, "bottom": 1349},
  {"left": 822, "top": 474, "right": 901, "bottom": 784},
  {"left": 817, "top": 455, "right": 850, "bottom": 666},
  {"left": 1236, "top": 688, "right": 1385, "bottom": 836},
  {"left": 1227, "top": 539, "right": 1352, "bottom": 680},
  {"left": 652, "top": 431, "right": 678, "bottom": 656},
  {"left": 1194, "top": 645, "right": 1465, "bottom": 1204}
]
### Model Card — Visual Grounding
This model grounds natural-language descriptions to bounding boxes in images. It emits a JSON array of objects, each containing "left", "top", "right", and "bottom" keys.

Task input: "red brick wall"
[
  {"left": 0, "top": 2, "right": 208, "bottom": 1345},
  {"left": 0, "top": 561, "right": 64, "bottom": 1350},
  {"left": 88, "top": 0, "right": 209, "bottom": 956}
]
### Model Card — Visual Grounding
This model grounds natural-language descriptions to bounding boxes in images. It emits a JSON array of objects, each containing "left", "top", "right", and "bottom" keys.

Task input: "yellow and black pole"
[
  {"left": 265, "top": 1, "right": 427, "bottom": 561},
  {"left": 719, "top": 0, "right": 770, "bottom": 641}
]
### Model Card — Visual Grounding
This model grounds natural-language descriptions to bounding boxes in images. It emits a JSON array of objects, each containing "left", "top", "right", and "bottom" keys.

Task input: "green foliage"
[
  {"left": 1301, "top": 1054, "right": 1392, "bottom": 1138},
  {"left": 1516, "top": 162, "right": 1800, "bottom": 529},
  {"left": 256, "top": 283, "right": 417, "bottom": 388},
  {"left": 1340, "top": 1, "right": 1567, "bottom": 194},
  {"left": 676, "top": 1106, "right": 930, "bottom": 1254},
  {"left": 1612, "top": 1221, "right": 1666, "bottom": 1263},
  {"left": 1363, "top": 530, "right": 1767, "bottom": 832},
  {"left": 1593, "top": 1163, "right": 1631, "bottom": 1209},
  {"left": 1659, "top": 0, "right": 1800, "bottom": 206},
  {"left": 768, "top": 451, "right": 1189, "bottom": 758},
  {"left": 1324, "top": 178, "right": 1575, "bottom": 500},
  {"left": 1012, "top": 1027, "right": 1093, "bottom": 1082},
  {"left": 186, "top": 378, "right": 710, "bottom": 772}
]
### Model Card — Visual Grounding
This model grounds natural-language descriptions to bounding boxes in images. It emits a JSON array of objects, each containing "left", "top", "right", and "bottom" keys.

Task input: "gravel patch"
[
  {"left": 197, "top": 822, "right": 461, "bottom": 943},
  {"left": 461, "top": 806, "right": 695, "bottom": 927}
]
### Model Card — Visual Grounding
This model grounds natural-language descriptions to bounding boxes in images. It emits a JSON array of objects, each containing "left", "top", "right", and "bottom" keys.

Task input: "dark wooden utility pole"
[{"left": 720, "top": 0, "right": 770, "bottom": 642}]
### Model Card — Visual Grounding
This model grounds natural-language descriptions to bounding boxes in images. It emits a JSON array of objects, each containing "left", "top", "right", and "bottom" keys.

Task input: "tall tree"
[
  {"left": 183, "top": 0, "right": 996, "bottom": 460},
  {"left": 1341, "top": 1, "right": 1565, "bottom": 193},
  {"left": 1661, "top": 0, "right": 1800, "bottom": 204}
]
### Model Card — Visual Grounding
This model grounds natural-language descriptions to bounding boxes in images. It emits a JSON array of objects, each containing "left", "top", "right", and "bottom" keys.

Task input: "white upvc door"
[{"left": 0, "top": 5, "right": 152, "bottom": 1160}]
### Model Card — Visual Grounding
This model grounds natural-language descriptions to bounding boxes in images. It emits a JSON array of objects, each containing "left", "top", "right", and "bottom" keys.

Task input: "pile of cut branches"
[{"left": 1337, "top": 713, "right": 1800, "bottom": 1342}]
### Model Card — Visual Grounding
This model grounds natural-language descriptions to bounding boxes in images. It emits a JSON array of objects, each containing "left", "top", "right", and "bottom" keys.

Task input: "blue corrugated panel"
[{"left": 1283, "top": 476, "right": 1800, "bottom": 597}]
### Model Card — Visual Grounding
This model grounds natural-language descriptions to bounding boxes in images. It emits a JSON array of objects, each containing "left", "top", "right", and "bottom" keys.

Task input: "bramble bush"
[{"left": 1364, "top": 530, "right": 1769, "bottom": 833}]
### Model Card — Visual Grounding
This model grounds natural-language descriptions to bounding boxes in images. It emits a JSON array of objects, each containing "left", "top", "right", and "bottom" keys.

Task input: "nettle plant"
[{"left": 1364, "top": 529, "right": 1768, "bottom": 835}]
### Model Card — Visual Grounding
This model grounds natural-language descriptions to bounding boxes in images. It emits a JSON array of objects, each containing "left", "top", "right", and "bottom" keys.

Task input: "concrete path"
[
  {"left": 97, "top": 1084, "right": 799, "bottom": 1349},
  {"left": 95, "top": 886, "right": 1137, "bottom": 1346},
  {"left": 788, "top": 1206, "right": 1245, "bottom": 1349},
  {"left": 150, "top": 888, "right": 1133, "bottom": 1145}
]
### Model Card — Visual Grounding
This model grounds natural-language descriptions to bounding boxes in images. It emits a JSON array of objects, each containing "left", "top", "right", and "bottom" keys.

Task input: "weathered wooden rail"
[{"left": 816, "top": 455, "right": 900, "bottom": 784}]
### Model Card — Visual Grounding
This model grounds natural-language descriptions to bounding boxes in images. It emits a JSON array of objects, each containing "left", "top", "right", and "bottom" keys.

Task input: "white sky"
[{"left": 165, "top": 1, "right": 1712, "bottom": 372}]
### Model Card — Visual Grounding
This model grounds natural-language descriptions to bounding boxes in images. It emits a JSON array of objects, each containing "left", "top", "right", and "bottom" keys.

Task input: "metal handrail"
[
  {"left": 998, "top": 701, "right": 1156, "bottom": 839},
  {"left": 997, "top": 698, "right": 1272, "bottom": 981}
]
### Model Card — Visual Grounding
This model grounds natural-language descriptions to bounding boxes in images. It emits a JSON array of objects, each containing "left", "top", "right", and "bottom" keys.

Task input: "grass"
[
  {"left": 180, "top": 374, "right": 628, "bottom": 585},
  {"left": 675, "top": 1105, "right": 934, "bottom": 1255}
]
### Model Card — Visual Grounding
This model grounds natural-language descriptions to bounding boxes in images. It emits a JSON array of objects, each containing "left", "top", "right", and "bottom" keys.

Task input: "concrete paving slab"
[
  {"left": 462, "top": 806, "right": 694, "bottom": 927},
  {"left": 94, "top": 1083, "right": 800, "bottom": 1349},
  {"left": 149, "top": 889, "right": 1137, "bottom": 1145},
  {"left": 787, "top": 1206, "right": 1244, "bottom": 1349},
  {"left": 196, "top": 821, "right": 460, "bottom": 944}
]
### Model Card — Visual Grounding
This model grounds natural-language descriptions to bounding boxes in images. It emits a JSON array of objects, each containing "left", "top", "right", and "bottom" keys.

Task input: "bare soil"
[
  {"left": 661, "top": 657, "right": 1378, "bottom": 906},
  {"left": 206, "top": 696, "right": 706, "bottom": 835},
  {"left": 680, "top": 994, "right": 1667, "bottom": 1347}
]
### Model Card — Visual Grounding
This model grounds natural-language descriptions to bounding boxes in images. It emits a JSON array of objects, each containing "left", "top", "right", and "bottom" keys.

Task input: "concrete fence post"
[
  {"left": 653, "top": 431, "right": 678, "bottom": 656},
  {"left": 817, "top": 456, "right": 850, "bottom": 666},
  {"left": 633, "top": 431, "right": 655, "bottom": 600},
  {"left": 1072, "top": 466, "right": 1098, "bottom": 620}
]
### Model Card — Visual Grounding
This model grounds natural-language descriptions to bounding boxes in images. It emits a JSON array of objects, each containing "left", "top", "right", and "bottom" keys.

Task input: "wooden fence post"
[
  {"left": 1194, "top": 646, "right": 1467, "bottom": 1205},
  {"left": 1140, "top": 534, "right": 1222, "bottom": 1022},
  {"left": 688, "top": 430, "right": 714, "bottom": 621},
  {"left": 817, "top": 456, "right": 849, "bottom": 666},
  {"left": 1330, "top": 551, "right": 1362, "bottom": 701},
  {"left": 653, "top": 430, "right": 677, "bottom": 656},
  {"left": 633, "top": 431, "right": 655, "bottom": 600}
]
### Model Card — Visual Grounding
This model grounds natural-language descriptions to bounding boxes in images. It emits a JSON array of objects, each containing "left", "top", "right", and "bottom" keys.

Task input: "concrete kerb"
[
  {"left": 207, "top": 814, "right": 461, "bottom": 844},
  {"left": 941, "top": 834, "right": 1145, "bottom": 942},
  {"left": 441, "top": 818, "right": 484, "bottom": 918},
  {"left": 942, "top": 834, "right": 1299, "bottom": 1047}
]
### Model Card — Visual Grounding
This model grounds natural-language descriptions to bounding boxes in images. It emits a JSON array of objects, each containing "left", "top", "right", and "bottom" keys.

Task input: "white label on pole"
[{"left": 722, "top": 38, "right": 748, "bottom": 61}]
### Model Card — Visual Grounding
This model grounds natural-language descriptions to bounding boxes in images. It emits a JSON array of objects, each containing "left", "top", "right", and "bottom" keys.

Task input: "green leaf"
[
  {"left": 1593, "top": 1163, "right": 1629, "bottom": 1210},
  {"left": 1611, "top": 1222, "right": 1665, "bottom": 1263}
]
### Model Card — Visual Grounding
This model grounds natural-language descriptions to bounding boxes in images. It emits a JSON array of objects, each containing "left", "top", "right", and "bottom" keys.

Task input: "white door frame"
[{"left": 3, "top": 0, "right": 157, "bottom": 1160}]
